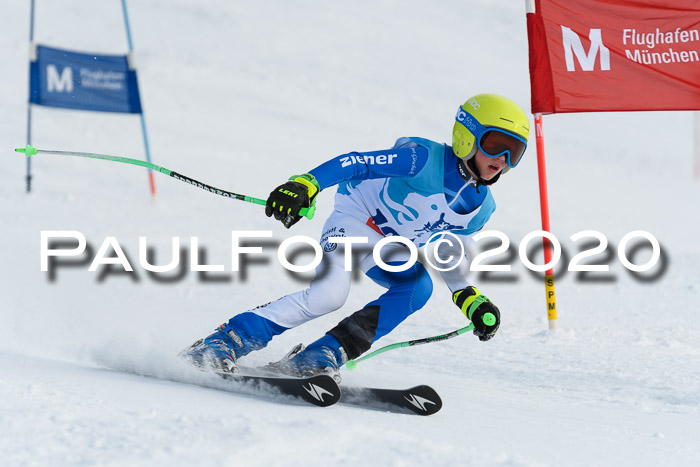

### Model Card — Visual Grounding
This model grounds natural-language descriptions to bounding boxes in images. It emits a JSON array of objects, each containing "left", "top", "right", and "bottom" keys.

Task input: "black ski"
[
  {"left": 225, "top": 373, "right": 341, "bottom": 407},
  {"left": 340, "top": 384, "right": 442, "bottom": 416},
  {"left": 105, "top": 362, "right": 342, "bottom": 408}
]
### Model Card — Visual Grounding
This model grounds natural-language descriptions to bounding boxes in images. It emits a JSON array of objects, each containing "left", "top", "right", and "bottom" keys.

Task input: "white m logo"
[
  {"left": 561, "top": 26, "right": 610, "bottom": 71},
  {"left": 46, "top": 65, "right": 74, "bottom": 92}
]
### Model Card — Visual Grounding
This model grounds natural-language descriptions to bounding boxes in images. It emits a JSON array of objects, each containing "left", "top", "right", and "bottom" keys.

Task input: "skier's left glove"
[
  {"left": 265, "top": 173, "right": 320, "bottom": 229},
  {"left": 452, "top": 286, "right": 500, "bottom": 341}
]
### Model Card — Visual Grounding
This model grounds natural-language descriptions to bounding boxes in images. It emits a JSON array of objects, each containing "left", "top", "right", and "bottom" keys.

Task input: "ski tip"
[
  {"left": 340, "top": 384, "right": 443, "bottom": 416},
  {"left": 404, "top": 385, "right": 443, "bottom": 416},
  {"left": 228, "top": 372, "right": 341, "bottom": 408},
  {"left": 299, "top": 374, "right": 342, "bottom": 407},
  {"left": 15, "top": 145, "right": 37, "bottom": 157}
]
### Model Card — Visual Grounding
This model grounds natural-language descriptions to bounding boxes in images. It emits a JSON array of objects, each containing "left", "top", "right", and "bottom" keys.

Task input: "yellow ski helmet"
[{"left": 452, "top": 94, "right": 530, "bottom": 174}]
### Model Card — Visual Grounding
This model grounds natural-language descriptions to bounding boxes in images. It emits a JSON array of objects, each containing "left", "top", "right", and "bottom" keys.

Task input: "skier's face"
[{"left": 473, "top": 149, "right": 506, "bottom": 180}]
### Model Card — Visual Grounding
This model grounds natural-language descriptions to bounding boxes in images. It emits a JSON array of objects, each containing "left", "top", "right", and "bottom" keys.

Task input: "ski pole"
[
  {"left": 14, "top": 145, "right": 316, "bottom": 220},
  {"left": 345, "top": 322, "right": 477, "bottom": 370}
]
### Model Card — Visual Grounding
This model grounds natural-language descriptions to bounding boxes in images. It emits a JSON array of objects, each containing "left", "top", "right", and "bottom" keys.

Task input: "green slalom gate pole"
[
  {"left": 345, "top": 323, "right": 476, "bottom": 370},
  {"left": 14, "top": 145, "right": 316, "bottom": 220}
]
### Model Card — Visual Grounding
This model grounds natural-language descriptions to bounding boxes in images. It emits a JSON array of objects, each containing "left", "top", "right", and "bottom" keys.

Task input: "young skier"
[{"left": 182, "top": 93, "right": 530, "bottom": 381}]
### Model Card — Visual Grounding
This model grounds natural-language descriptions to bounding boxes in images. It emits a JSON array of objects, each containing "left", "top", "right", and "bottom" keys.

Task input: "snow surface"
[{"left": 1, "top": 1, "right": 699, "bottom": 466}]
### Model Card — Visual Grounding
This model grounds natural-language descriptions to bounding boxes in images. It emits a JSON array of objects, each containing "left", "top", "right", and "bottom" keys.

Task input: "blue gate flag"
[{"left": 29, "top": 45, "right": 142, "bottom": 114}]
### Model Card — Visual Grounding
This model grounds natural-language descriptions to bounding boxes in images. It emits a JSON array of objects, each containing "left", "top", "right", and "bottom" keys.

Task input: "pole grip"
[{"left": 299, "top": 205, "right": 315, "bottom": 220}]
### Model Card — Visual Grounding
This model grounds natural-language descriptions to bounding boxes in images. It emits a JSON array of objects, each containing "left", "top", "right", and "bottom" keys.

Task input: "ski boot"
[
  {"left": 180, "top": 324, "right": 241, "bottom": 375},
  {"left": 265, "top": 335, "right": 347, "bottom": 383}
]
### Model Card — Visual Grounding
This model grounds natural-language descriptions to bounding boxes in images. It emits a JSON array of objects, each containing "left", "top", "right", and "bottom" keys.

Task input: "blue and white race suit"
[{"left": 223, "top": 137, "right": 496, "bottom": 360}]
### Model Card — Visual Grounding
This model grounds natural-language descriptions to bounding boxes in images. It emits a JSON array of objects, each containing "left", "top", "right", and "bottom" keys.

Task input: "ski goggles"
[{"left": 455, "top": 107, "right": 528, "bottom": 168}]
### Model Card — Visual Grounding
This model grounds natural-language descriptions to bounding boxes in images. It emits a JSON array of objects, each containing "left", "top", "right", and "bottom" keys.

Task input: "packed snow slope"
[{"left": 1, "top": 1, "right": 699, "bottom": 466}]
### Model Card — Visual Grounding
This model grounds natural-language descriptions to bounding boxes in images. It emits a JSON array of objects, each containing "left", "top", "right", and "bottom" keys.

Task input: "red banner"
[{"left": 527, "top": 0, "right": 700, "bottom": 114}]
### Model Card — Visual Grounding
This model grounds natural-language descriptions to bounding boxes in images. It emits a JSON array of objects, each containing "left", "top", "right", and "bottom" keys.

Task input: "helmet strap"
[
  {"left": 465, "top": 157, "right": 501, "bottom": 190},
  {"left": 456, "top": 157, "right": 474, "bottom": 183}
]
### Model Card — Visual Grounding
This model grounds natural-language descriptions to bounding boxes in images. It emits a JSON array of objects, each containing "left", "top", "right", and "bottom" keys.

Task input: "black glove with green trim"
[
  {"left": 452, "top": 286, "right": 500, "bottom": 341},
  {"left": 265, "top": 173, "right": 320, "bottom": 229}
]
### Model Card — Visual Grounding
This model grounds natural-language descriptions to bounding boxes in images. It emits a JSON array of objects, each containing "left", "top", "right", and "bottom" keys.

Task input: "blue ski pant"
[{"left": 224, "top": 210, "right": 434, "bottom": 360}]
